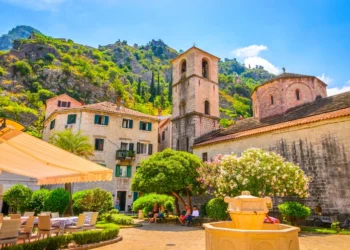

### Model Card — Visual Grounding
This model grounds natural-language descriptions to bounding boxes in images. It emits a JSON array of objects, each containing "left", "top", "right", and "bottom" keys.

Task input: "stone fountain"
[{"left": 203, "top": 191, "right": 300, "bottom": 250}]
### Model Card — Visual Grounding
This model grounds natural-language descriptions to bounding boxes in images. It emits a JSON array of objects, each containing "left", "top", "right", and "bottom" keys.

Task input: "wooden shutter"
[
  {"left": 137, "top": 142, "right": 140, "bottom": 154},
  {"left": 58, "top": 100, "right": 61, "bottom": 107},
  {"left": 72, "top": 114, "right": 77, "bottom": 124},
  {"left": 148, "top": 144, "right": 153, "bottom": 155},
  {"left": 129, "top": 120, "right": 133, "bottom": 128},
  {"left": 139, "top": 121, "right": 143, "bottom": 130},
  {"left": 104, "top": 116, "right": 109, "bottom": 125},
  {"left": 115, "top": 165, "right": 120, "bottom": 177},
  {"left": 133, "top": 192, "right": 139, "bottom": 202},
  {"left": 67, "top": 102, "right": 71, "bottom": 108},
  {"left": 147, "top": 123, "right": 152, "bottom": 131},
  {"left": 127, "top": 166, "right": 132, "bottom": 177},
  {"left": 94, "top": 115, "right": 99, "bottom": 124},
  {"left": 129, "top": 143, "right": 134, "bottom": 151}
]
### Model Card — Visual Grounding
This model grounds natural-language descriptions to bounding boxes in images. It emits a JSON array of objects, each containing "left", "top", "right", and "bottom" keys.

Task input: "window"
[
  {"left": 202, "top": 152, "right": 208, "bottom": 162},
  {"left": 162, "top": 131, "right": 165, "bottom": 141},
  {"left": 58, "top": 101, "right": 71, "bottom": 108},
  {"left": 176, "top": 140, "right": 179, "bottom": 150},
  {"left": 137, "top": 142, "right": 148, "bottom": 154},
  {"left": 122, "top": 119, "right": 133, "bottom": 128},
  {"left": 181, "top": 60, "right": 187, "bottom": 74},
  {"left": 50, "top": 119, "right": 55, "bottom": 130},
  {"left": 139, "top": 121, "right": 152, "bottom": 131},
  {"left": 270, "top": 95, "right": 274, "bottom": 105},
  {"left": 204, "top": 101, "right": 210, "bottom": 115},
  {"left": 67, "top": 114, "right": 77, "bottom": 124},
  {"left": 202, "top": 59, "right": 209, "bottom": 78},
  {"left": 120, "top": 142, "right": 128, "bottom": 150},
  {"left": 296, "top": 89, "right": 300, "bottom": 100},
  {"left": 158, "top": 134, "right": 161, "bottom": 143},
  {"left": 95, "top": 138, "right": 104, "bottom": 151},
  {"left": 148, "top": 144, "right": 153, "bottom": 155},
  {"left": 115, "top": 165, "right": 131, "bottom": 177},
  {"left": 186, "top": 137, "right": 189, "bottom": 152},
  {"left": 94, "top": 115, "right": 109, "bottom": 125}
]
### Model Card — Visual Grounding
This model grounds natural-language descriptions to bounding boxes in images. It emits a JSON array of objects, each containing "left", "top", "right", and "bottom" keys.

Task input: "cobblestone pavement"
[{"left": 97, "top": 224, "right": 350, "bottom": 250}]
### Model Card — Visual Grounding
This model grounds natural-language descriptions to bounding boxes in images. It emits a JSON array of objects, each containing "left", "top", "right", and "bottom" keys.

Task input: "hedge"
[
  {"left": 206, "top": 198, "right": 228, "bottom": 221},
  {"left": 2, "top": 228, "right": 119, "bottom": 250}
]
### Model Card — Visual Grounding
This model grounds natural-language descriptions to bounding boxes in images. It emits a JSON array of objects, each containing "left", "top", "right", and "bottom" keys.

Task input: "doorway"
[{"left": 117, "top": 191, "right": 127, "bottom": 211}]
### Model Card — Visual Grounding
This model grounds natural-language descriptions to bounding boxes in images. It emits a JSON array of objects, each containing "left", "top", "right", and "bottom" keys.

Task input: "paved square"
[{"left": 97, "top": 224, "right": 350, "bottom": 250}]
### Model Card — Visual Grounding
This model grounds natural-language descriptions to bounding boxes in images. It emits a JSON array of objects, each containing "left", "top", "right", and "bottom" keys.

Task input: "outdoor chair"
[
  {"left": 37, "top": 215, "right": 60, "bottom": 239},
  {"left": 23, "top": 212, "right": 35, "bottom": 217},
  {"left": 83, "top": 212, "right": 98, "bottom": 230},
  {"left": 9, "top": 214, "right": 21, "bottom": 220},
  {"left": 18, "top": 216, "right": 35, "bottom": 243},
  {"left": 64, "top": 213, "right": 85, "bottom": 233},
  {"left": 51, "top": 212, "right": 59, "bottom": 218},
  {"left": 40, "top": 212, "right": 51, "bottom": 216},
  {"left": 0, "top": 219, "right": 21, "bottom": 247}
]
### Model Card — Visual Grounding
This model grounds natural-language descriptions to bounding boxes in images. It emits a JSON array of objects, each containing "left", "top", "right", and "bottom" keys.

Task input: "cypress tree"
[
  {"left": 141, "top": 85, "right": 145, "bottom": 100},
  {"left": 150, "top": 71, "right": 156, "bottom": 102},
  {"left": 157, "top": 71, "right": 161, "bottom": 95},
  {"left": 137, "top": 78, "right": 141, "bottom": 95},
  {"left": 168, "top": 70, "right": 173, "bottom": 102}
]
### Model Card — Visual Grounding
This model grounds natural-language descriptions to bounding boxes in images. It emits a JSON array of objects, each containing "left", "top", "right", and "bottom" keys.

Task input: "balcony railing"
[{"left": 116, "top": 150, "right": 135, "bottom": 160}]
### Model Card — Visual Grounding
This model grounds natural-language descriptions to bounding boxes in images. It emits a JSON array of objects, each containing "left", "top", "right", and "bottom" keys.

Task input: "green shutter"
[
  {"left": 139, "top": 121, "right": 143, "bottom": 130},
  {"left": 104, "top": 116, "right": 109, "bottom": 125},
  {"left": 72, "top": 114, "right": 77, "bottom": 124},
  {"left": 133, "top": 192, "right": 139, "bottom": 202},
  {"left": 94, "top": 115, "right": 99, "bottom": 124},
  {"left": 50, "top": 119, "right": 55, "bottom": 130},
  {"left": 148, "top": 144, "right": 153, "bottom": 155},
  {"left": 129, "top": 143, "right": 134, "bottom": 151},
  {"left": 115, "top": 165, "right": 121, "bottom": 177},
  {"left": 130, "top": 119, "right": 133, "bottom": 128},
  {"left": 137, "top": 142, "right": 140, "bottom": 154},
  {"left": 127, "top": 166, "right": 132, "bottom": 177},
  {"left": 147, "top": 123, "right": 152, "bottom": 131}
]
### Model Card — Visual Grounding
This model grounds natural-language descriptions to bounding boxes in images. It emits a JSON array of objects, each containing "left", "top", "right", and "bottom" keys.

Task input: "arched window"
[
  {"left": 181, "top": 60, "right": 187, "bottom": 74},
  {"left": 270, "top": 95, "right": 274, "bottom": 105},
  {"left": 296, "top": 89, "right": 300, "bottom": 100},
  {"left": 180, "top": 100, "right": 186, "bottom": 116},
  {"left": 202, "top": 59, "right": 209, "bottom": 78},
  {"left": 204, "top": 100, "right": 210, "bottom": 115}
]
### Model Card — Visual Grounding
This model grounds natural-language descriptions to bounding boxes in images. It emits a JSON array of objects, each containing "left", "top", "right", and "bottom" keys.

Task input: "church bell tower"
[{"left": 171, "top": 46, "right": 220, "bottom": 152}]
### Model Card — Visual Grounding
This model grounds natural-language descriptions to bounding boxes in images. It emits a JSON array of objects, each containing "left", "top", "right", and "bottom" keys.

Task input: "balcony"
[{"left": 116, "top": 150, "right": 135, "bottom": 161}]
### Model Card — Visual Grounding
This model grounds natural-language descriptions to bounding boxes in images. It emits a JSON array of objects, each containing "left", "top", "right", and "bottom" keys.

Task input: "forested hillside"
[{"left": 0, "top": 26, "right": 274, "bottom": 137}]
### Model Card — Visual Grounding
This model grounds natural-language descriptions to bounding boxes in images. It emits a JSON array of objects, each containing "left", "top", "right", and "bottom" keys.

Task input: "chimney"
[
  {"left": 116, "top": 96, "right": 121, "bottom": 110},
  {"left": 158, "top": 108, "right": 162, "bottom": 117},
  {"left": 282, "top": 67, "right": 286, "bottom": 74}
]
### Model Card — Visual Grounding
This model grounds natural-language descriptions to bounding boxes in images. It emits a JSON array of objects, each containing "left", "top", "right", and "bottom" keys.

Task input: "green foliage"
[
  {"left": 206, "top": 198, "right": 228, "bottom": 221},
  {"left": 278, "top": 201, "right": 311, "bottom": 226},
  {"left": 38, "top": 89, "right": 56, "bottom": 101},
  {"left": 45, "top": 53, "right": 55, "bottom": 63},
  {"left": 331, "top": 222, "right": 341, "bottom": 233},
  {"left": 72, "top": 228, "right": 119, "bottom": 246},
  {"left": 72, "top": 188, "right": 113, "bottom": 215},
  {"left": 43, "top": 188, "right": 70, "bottom": 216},
  {"left": 0, "top": 66, "right": 5, "bottom": 76},
  {"left": 219, "top": 118, "right": 233, "bottom": 128},
  {"left": 100, "top": 210, "right": 133, "bottom": 225},
  {"left": 49, "top": 130, "right": 94, "bottom": 158},
  {"left": 30, "top": 189, "right": 50, "bottom": 215},
  {"left": 3, "top": 184, "right": 32, "bottom": 213},
  {"left": 132, "top": 194, "right": 174, "bottom": 213},
  {"left": 13, "top": 60, "right": 32, "bottom": 76}
]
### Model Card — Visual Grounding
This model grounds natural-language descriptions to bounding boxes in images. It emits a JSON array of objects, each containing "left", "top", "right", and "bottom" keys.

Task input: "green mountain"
[
  {"left": 0, "top": 26, "right": 274, "bottom": 137},
  {"left": 0, "top": 25, "right": 41, "bottom": 50}
]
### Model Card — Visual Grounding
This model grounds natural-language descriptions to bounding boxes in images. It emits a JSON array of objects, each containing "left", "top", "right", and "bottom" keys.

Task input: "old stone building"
[
  {"left": 158, "top": 116, "right": 172, "bottom": 152},
  {"left": 43, "top": 95, "right": 159, "bottom": 211},
  {"left": 192, "top": 71, "right": 350, "bottom": 215},
  {"left": 171, "top": 47, "right": 220, "bottom": 152}
]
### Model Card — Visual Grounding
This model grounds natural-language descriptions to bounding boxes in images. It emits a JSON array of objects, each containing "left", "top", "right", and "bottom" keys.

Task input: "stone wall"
[{"left": 193, "top": 116, "right": 350, "bottom": 214}]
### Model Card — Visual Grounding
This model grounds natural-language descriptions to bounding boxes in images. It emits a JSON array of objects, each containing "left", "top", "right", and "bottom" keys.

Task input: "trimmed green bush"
[
  {"left": 72, "top": 188, "right": 113, "bottom": 215},
  {"left": 278, "top": 201, "right": 311, "bottom": 226},
  {"left": 43, "top": 188, "right": 69, "bottom": 216},
  {"left": 3, "top": 184, "right": 32, "bottom": 214},
  {"left": 206, "top": 198, "right": 228, "bottom": 221},
  {"left": 30, "top": 189, "right": 50, "bottom": 215},
  {"left": 100, "top": 210, "right": 133, "bottom": 225}
]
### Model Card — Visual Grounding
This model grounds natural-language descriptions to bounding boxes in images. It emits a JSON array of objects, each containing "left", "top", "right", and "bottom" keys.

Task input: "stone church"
[{"left": 171, "top": 46, "right": 350, "bottom": 215}]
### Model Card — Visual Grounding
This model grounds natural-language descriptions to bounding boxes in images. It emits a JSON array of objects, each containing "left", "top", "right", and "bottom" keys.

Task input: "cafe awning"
[{"left": 0, "top": 119, "right": 112, "bottom": 185}]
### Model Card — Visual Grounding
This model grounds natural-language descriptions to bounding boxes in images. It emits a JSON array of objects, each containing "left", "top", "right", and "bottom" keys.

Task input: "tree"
[
  {"left": 168, "top": 71, "right": 172, "bottom": 102},
  {"left": 132, "top": 194, "right": 174, "bottom": 214},
  {"left": 141, "top": 85, "right": 145, "bottom": 100},
  {"left": 49, "top": 130, "right": 94, "bottom": 215},
  {"left": 132, "top": 149, "right": 203, "bottom": 214},
  {"left": 30, "top": 189, "right": 50, "bottom": 215},
  {"left": 3, "top": 184, "right": 32, "bottom": 213},
  {"left": 149, "top": 71, "right": 156, "bottom": 102},
  {"left": 197, "top": 148, "right": 310, "bottom": 198},
  {"left": 72, "top": 188, "right": 113, "bottom": 215},
  {"left": 157, "top": 71, "right": 161, "bottom": 95},
  {"left": 43, "top": 188, "right": 70, "bottom": 216},
  {"left": 137, "top": 78, "right": 141, "bottom": 96}
]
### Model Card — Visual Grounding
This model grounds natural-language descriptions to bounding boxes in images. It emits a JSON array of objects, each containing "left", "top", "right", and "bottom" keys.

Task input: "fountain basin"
[{"left": 204, "top": 221, "right": 300, "bottom": 250}]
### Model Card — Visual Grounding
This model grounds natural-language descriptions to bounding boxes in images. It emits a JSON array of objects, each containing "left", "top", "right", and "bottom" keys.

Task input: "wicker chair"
[
  {"left": 64, "top": 214, "right": 85, "bottom": 233},
  {"left": 9, "top": 214, "right": 21, "bottom": 220},
  {"left": 51, "top": 212, "right": 59, "bottom": 218},
  {"left": 83, "top": 212, "right": 98, "bottom": 230},
  {"left": 39, "top": 212, "right": 51, "bottom": 216},
  {"left": 0, "top": 219, "right": 21, "bottom": 247},
  {"left": 37, "top": 215, "right": 60, "bottom": 239},
  {"left": 18, "top": 216, "right": 35, "bottom": 243},
  {"left": 23, "top": 212, "right": 35, "bottom": 217}
]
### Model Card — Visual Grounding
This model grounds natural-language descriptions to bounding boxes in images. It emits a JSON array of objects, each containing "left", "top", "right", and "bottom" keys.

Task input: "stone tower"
[{"left": 171, "top": 46, "right": 220, "bottom": 152}]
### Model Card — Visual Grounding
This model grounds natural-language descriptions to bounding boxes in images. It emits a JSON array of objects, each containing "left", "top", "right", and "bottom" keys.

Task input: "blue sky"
[{"left": 1, "top": 0, "right": 350, "bottom": 95}]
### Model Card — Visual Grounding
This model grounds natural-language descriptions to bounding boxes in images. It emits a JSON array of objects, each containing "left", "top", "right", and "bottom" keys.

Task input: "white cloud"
[
  {"left": 233, "top": 45, "right": 268, "bottom": 58},
  {"left": 327, "top": 81, "right": 350, "bottom": 96},
  {"left": 317, "top": 73, "right": 333, "bottom": 85},
  {"left": 1, "top": 0, "right": 67, "bottom": 11},
  {"left": 232, "top": 45, "right": 280, "bottom": 74}
]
